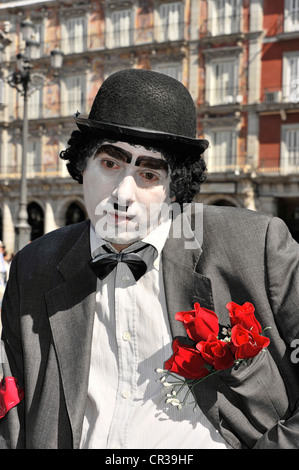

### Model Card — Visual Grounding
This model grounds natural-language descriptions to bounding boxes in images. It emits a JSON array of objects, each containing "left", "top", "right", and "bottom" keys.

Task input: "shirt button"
[
  {"left": 122, "top": 275, "right": 131, "bottom": 283},
  {"left": 122, "top": 331, "right": 131, "bottom": 341},
  {"left": 122, "top": 390, "right": 131, "bottom": 399}
]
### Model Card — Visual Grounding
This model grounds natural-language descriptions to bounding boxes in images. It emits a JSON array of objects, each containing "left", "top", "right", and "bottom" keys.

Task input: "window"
[
  {"left": 206, "top": 130, "right": 236, "bottom": 172},
  {"left": 65, "top": 75, "right": 86, "bottom": 115},
  {"left": 28, "top": 88, "right": 43, "bottom": 119},
  {"left": 158, "top": 2, "right": 184, "bottom": 41},
  {"left": 64, "top": 17, "right": 87, "bottom": 53},
  {"left": 284, "top": 0, "right": 299, "bottom": 32},
  {"left": 153, "top": 62, "right": 182, "bottom": 82},
  {"left": 21, "top": 22, "right": 43, "bottom": 58},
  {"left": 207, "top": 58, "right": 239, "bottom": 106},
  {"left": 27, "top": 140, "right": 42, "bottom": 175},
  {"left": 281, "top": 125, "right": 299, "bottom": 172},
  {"left": 107, "top": 9, "right": 134, "bottom": 48},
  {"left": 209, "top": 0, "right": 241, "bottom": 35},
  {"left": 283, "top": 52, "right": 299, "bottom": 102}
]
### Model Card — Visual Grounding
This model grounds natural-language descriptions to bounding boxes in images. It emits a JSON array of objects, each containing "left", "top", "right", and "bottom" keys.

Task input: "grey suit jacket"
[{"left": 1, "top": 205, "right": 299, "bottom": 449}]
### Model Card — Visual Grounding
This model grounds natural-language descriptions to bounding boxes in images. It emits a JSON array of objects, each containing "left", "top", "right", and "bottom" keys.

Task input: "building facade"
[{"left": 0, "top": 0, "right": 299, "bottom": 254}]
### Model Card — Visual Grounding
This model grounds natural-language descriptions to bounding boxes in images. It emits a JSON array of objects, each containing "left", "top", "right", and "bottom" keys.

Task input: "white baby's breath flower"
[
  {"left": 170, "top": 399, "right": 181, "bottom": 406},
  {"left": 162, "top": 382, "right": 172, "bottom": 387}
]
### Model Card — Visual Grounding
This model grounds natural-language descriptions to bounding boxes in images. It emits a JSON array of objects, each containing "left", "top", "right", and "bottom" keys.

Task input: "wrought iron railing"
[
  {"left": 8, "top": 22, "right": 187, "bottom": 61},
  {"left": 1, "top": 156, "right": 299, "bottom": 179}
]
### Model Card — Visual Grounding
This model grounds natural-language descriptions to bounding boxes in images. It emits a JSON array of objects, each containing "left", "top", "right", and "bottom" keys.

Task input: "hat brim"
[{"left": 75, "top": 117, "right": 209, "bottom": 155}]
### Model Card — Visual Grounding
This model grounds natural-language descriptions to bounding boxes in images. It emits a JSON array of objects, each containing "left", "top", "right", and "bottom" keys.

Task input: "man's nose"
[{"left": 111, "top": 174, "right": 136, "bottom": 208}]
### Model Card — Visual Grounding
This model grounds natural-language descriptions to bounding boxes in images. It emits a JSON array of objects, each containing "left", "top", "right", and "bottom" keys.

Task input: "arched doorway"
[
  {"left": 28, "top": 202, "right": 44, "bottom": 241},
  {"left": 65, "top": 202, "right": 87, "bottom": 226},
  {"left": 278, "top": 198, "right": 299, "bottom": 243}
]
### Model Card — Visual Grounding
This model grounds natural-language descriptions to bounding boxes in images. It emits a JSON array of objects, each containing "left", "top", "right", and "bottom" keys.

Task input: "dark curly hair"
[{"left": 59, "top": 130, "right": 207, "bottom": 206}]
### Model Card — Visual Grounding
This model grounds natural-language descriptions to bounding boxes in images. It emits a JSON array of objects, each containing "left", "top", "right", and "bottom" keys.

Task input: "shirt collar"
[{"left": 90, "top": 218, "right": 171, "bottom": 265}]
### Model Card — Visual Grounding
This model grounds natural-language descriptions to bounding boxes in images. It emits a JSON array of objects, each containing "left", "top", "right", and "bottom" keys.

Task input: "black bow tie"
[{"left": 89, "top": 247, "right": 147, "bottom": 282}]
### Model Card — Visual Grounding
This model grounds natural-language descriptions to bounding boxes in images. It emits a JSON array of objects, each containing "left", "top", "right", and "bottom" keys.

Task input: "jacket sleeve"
[
  {"left": 0, "top": 253, "right": 25, "bottom": 449},
  {"left": 253, "top": 216, "right": 299, "bottom": 449}
]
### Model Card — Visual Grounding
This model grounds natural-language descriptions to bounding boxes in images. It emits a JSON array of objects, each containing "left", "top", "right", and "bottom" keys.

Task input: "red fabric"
[{"left": 0, "top": 376, "right": 24, "bottom": 419}]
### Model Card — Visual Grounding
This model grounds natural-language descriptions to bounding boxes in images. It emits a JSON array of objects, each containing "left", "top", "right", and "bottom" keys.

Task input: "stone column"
[
  {"left": 44, "top": 201, "right": 58, "bottom": 234},
  {"left": 2, "top": 202, "right": 15, "bottom": 255}
]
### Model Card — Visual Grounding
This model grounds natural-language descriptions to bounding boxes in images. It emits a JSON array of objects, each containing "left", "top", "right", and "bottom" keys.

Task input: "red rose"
[
  {"left": 230, "top": 324, "right": 270, "bottom": 360},
  {"left": 175, "top": 303, "right": 219, "bottom": 342},
  {"left": 226, "top": 301, "right": 262, "bottom": 334},
  {"left": 0, "top": 376, "right": 24, "bottom": 419},
  {"left": 164, "top": 338, "right": 210, "bottom": 380},
  {"left": 196, "top": 334, "right": 235, "bottom": 370}
]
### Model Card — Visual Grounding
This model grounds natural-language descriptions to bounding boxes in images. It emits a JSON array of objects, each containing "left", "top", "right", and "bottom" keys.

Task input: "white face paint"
[{"left": 82, "top": 141, "right": 172, "bottom": 249}]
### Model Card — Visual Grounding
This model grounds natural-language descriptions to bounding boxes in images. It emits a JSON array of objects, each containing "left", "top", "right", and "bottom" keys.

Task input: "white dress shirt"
[{"left": 79, "top": 219, "right": 230, "bottom": 449}]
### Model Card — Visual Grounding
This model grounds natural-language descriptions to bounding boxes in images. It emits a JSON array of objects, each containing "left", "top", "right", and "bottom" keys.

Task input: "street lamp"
[
  {"left": 8, "top": 53, "right": 32, "bottom": 252},
  {"left": 6, "top": 20, "right": 63, "bottom": 252}
]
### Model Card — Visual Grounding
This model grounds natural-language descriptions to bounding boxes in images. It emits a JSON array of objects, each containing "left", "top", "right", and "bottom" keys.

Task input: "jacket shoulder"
[
  {"left": 202, "top": 204, "right": 272, "bottom": 231},
  {"left": 196, "top": 204, "right": 274, "bottom": 249},
  {"left": 15, "top": 220, "right": 90, "bottom": 270},
  {"left": 202, "top": 204, "right": 272, "bottom": 222}
]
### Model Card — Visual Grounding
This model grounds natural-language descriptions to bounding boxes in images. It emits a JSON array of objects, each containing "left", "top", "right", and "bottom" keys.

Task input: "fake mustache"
[{"left": 114, "top": 202, "right": 129, "bottom": 212}]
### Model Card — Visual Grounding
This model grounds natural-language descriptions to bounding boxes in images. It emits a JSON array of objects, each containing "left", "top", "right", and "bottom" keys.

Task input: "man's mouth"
[{"left": 106, "top": 211, "right": 134, "bottom": 224}]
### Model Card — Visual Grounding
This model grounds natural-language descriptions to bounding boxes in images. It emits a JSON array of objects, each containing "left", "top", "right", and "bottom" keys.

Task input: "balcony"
[
  {"left": 0, "top": 161, "right": 65, "bottom": 180},
  {"left": 1, "top": 152, "right": 299, "bottom": 181},
  {"left": 12, "top": 22, "right": 186, "bottom": 62},
  {"left": 261, "top": 85, "right": 299, "bottom": 105},
  {"left": 199, "top": 14, "right": 244, "bottom": 43},
  {"left": 205, "top": 14, "right": 242, "bottom": 36},
  {"left": 205, "top": 86, "right": 243, "bottom": 107},
  {"left": 256, "top": 85, "right": 299, "bottom": 115},
  {"left": 5, "top": 96, "right": 93, "bottom": 123}
]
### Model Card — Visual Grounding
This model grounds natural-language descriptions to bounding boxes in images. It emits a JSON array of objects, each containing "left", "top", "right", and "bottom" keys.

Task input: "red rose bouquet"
[{"left": 156, "top": 301, "right": 270, "bottom": 410}]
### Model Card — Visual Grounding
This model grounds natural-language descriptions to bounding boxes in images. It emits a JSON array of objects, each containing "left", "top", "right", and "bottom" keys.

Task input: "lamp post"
[
  {"left": 8, "top": 53, "right": 31, "bottom": 251},
  {"left": 6, "top": 20, "right": 63, "bottom": 252}
]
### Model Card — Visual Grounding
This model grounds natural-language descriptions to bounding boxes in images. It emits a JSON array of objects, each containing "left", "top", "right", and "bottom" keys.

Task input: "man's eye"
[
  {"left": 142, "top": 172, "right": 158, "bottom": 181},
  {"left": 102, "top": 160, "right": 118, "bottom": 169}
]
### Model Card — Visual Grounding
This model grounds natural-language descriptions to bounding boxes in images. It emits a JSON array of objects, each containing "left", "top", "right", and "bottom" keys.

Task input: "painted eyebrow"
[
  {"left": 135, "top": 156, "right": 169, "bottom": 174},
  {"left": 95, "top": 144, "right": 132, "bottom": 163},
  {"left": 95, "top": 144, "right": 169, "bottom": 173}
]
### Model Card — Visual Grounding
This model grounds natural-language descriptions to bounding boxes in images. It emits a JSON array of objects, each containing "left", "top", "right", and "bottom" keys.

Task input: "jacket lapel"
[
  {"left": 45, "top": 222, "right": 97, "bottom": 449},
  {"left": 162, "top": 211, "right": 215, "bottom": 337},
  {"left": 162, "top": 211, "right": 225, "bottom": 444}
]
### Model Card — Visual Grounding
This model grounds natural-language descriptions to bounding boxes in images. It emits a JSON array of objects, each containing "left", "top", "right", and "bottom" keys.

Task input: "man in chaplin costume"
[{"left": 1, "top": 69, "right": 299, "bottom": 449}]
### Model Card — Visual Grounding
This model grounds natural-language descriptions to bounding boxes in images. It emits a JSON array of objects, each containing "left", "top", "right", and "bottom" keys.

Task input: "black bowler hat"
[{"left": 75, "top": 68, "right": 209, "bottom": 156}]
